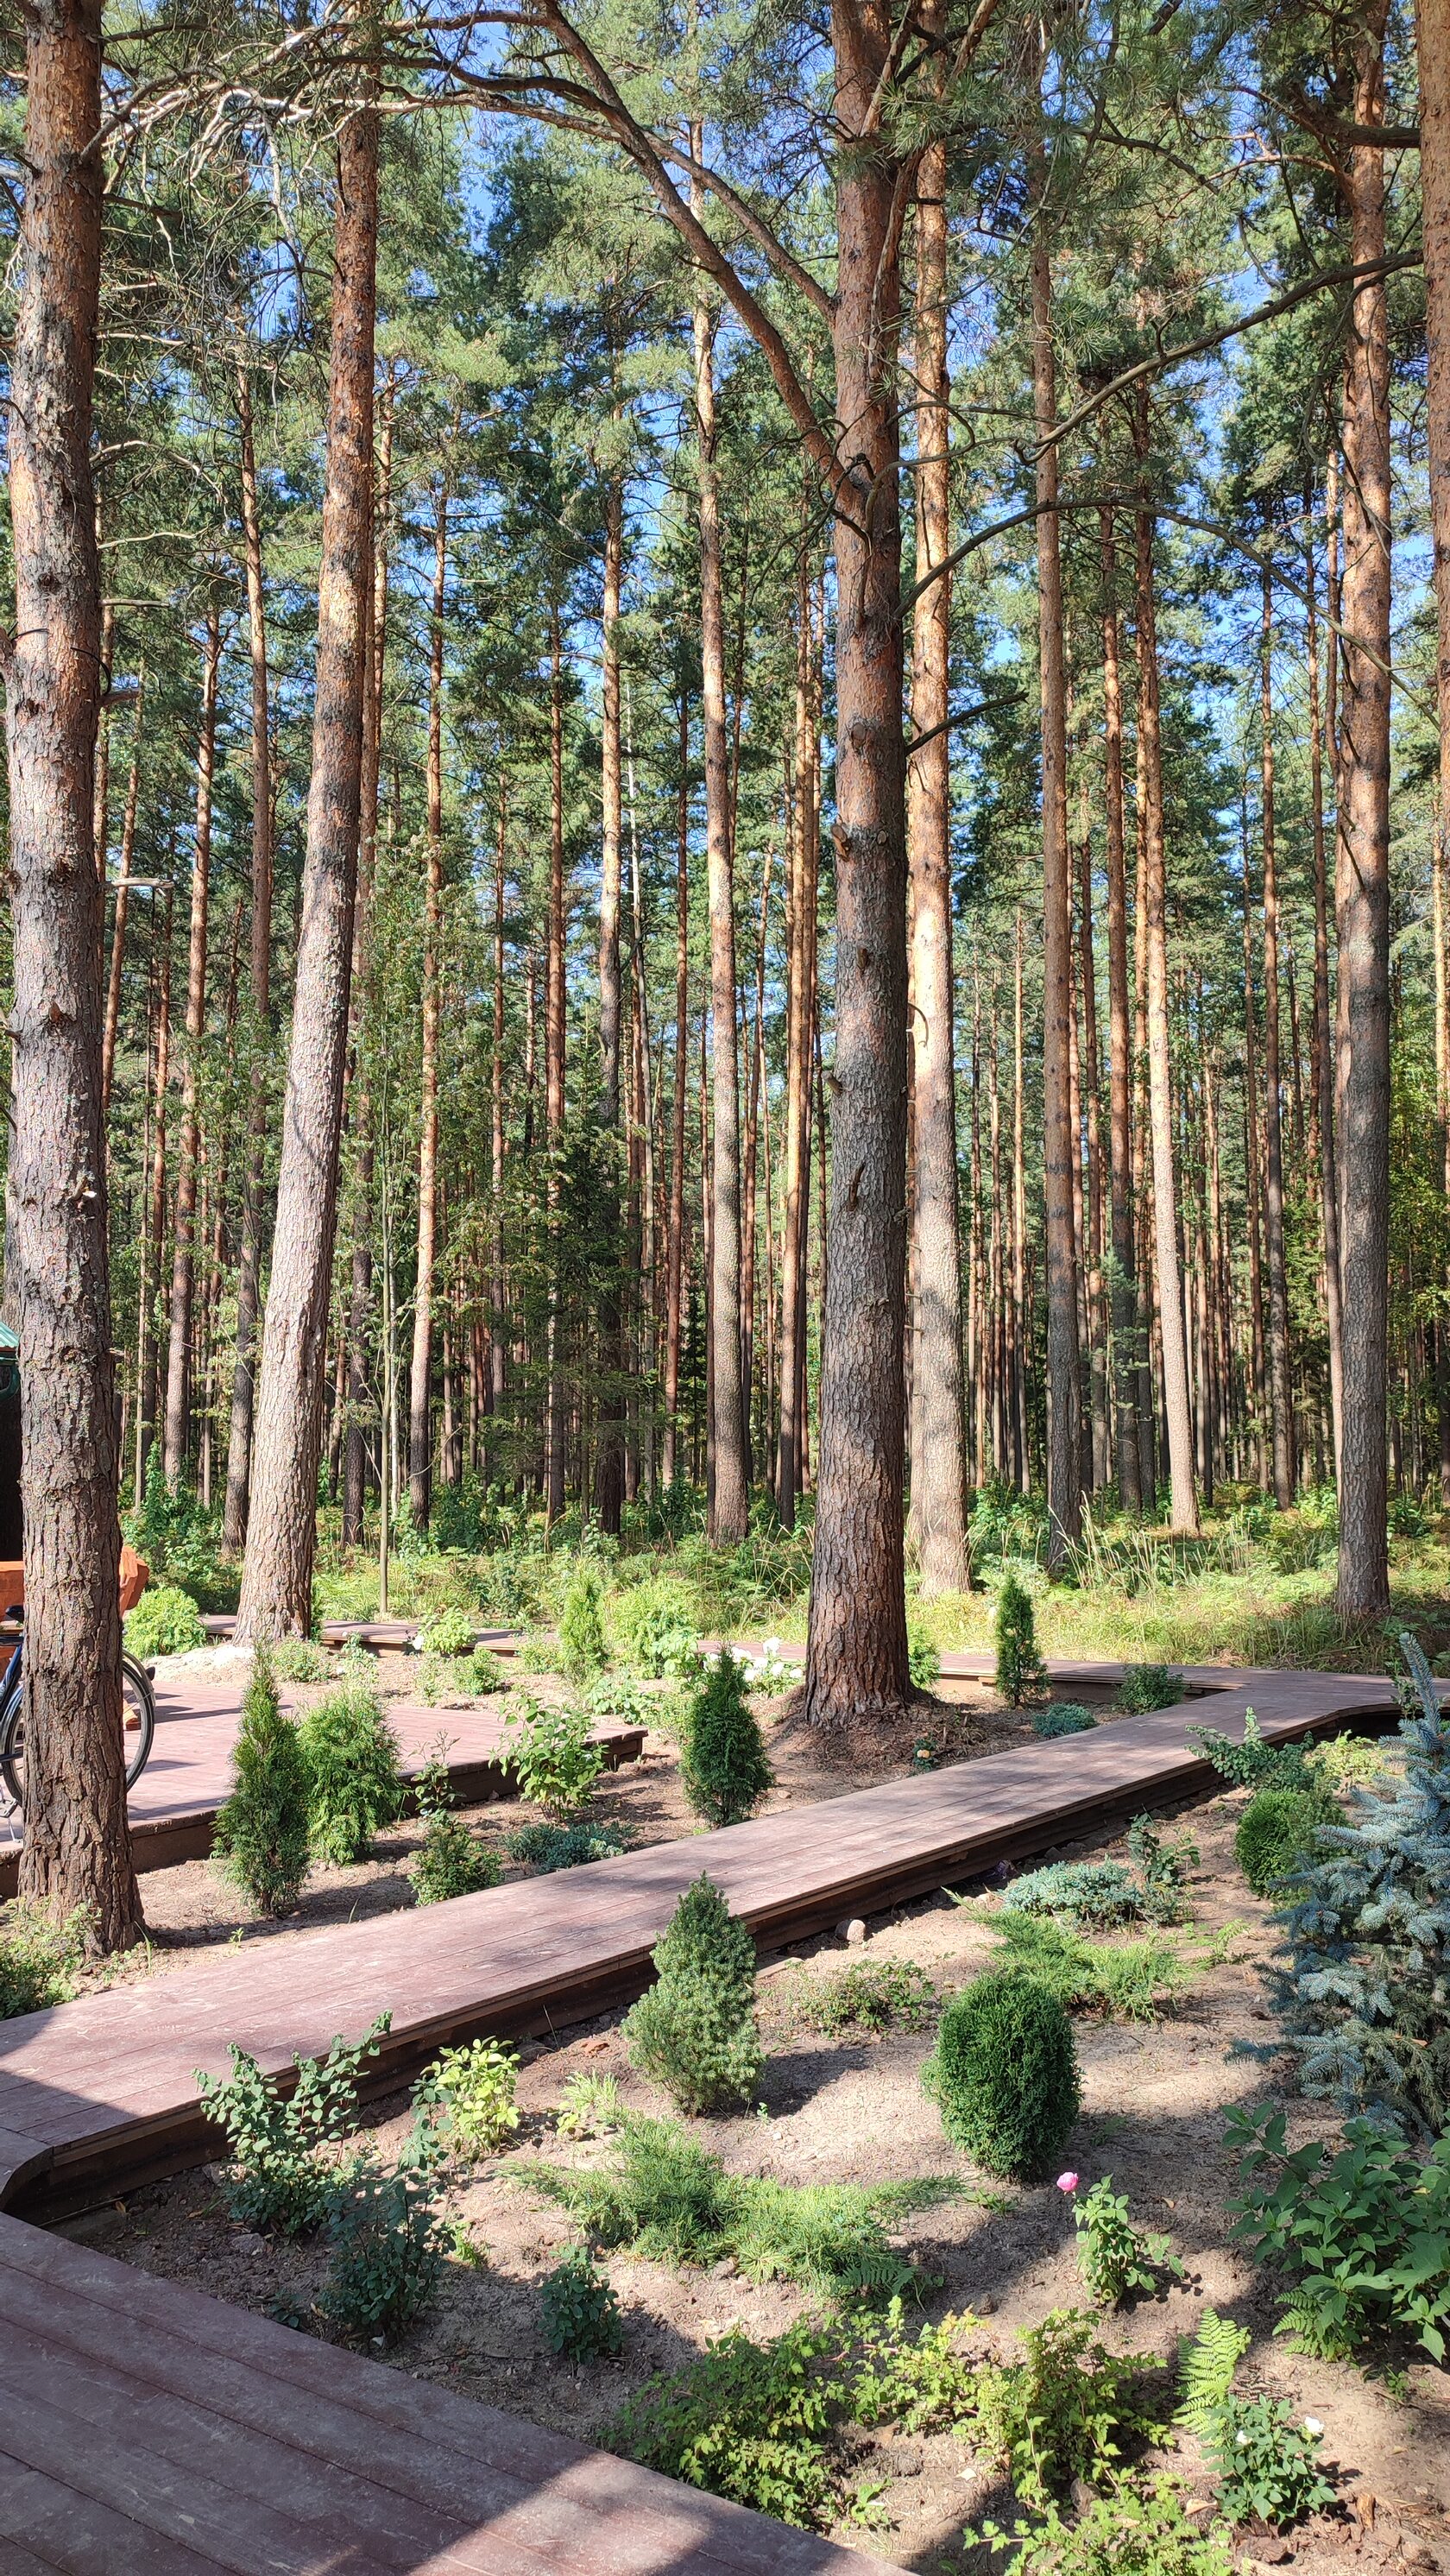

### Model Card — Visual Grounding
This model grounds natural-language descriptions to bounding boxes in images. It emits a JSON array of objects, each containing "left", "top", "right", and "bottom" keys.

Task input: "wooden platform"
[{"left": 0, "top": 1684, "right": 645, "bottom": 1898}]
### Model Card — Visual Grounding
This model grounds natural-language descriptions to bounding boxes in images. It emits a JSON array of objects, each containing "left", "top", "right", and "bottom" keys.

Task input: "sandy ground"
[{"left": 67, "top": 1767, "right": 1450, "bottom": 2575}]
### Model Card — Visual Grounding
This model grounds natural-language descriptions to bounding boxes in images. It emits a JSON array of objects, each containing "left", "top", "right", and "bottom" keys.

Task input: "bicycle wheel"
[
  {"left": 0, "top": 1655, "right": 156, "bottom": 1810},
  {"left": 0, "top": 1665, "right": 22, "bottom": 1810}
]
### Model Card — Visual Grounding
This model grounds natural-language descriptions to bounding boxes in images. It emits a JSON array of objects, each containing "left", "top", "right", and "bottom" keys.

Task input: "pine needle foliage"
[
  {"left": 681, "top": 1650, "right": 772, "bottom": 1827},
  {"left": 298, "top": 1681, "right": 406, "bottom": 1866},
  {"left": 623, "top": 1874, "right": 763, "bottom": 2111},
  {"left": 924, "top": 1969, "right": 1080, "bottom": 2180},
  {"left": 213, "top": 1645, "right": 311, "bottom": 1916},
  {"left": 995, "top": 1575, "right": 1048, "bottom": 1706},
  {"left": 558, "top": 1563, "right": 609, "bottom": 1681}
]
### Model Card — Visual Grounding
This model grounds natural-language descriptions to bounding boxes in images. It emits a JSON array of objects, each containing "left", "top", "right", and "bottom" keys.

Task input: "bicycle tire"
[
  {"left": 0, "top": 1654, "right": 156, "bottom": 1810},
  {"left": 0, "top": 1663, "right": 21, "bottom": 1809}
]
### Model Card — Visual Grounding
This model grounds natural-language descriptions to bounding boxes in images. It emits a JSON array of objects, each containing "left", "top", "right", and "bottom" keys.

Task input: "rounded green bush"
[
  {"left": 1032, "top": 1702, "right": 1097, "bottom": 1739},
  {"left": 124, "top": 1582, "right": 205, "bottom": 1658},
  {"left": 681, "top": 1651, "right": 772, "bottom": 1827},
  {"left": 926, "top": 1968, "right": 1080, "bottom": 2181},
  {"left": 1234, "top": 1786, "right": 1336, "bottom": 1897}
]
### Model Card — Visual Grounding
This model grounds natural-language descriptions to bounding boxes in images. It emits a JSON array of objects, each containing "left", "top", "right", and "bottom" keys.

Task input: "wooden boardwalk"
[{"left": 0, "top": 1683, "right": 645, "bottom": 1898}]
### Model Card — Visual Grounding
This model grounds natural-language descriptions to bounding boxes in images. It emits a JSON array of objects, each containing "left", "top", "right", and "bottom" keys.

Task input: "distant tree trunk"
[
  {"left": 693, "top": 256, "right": 748, "bottom": 1544},
  {"left": 1030, "top": 125, "right": 1082, "bottom": 1567},
  {"left": 3, "top": 0, "right": 141, "bottom": 1946},
  {"left": 596, "top": 474, "right": 626, "bottom": 1532},
  {"left": 1415, "top": 0, "right": 1450, "bottom": 1498},
  {"left": 906, "top": 74, "right": 969, "bottom": 1595},
  {"left": 544, "top": 602, "right": 567, "bottom": 1524},
  {"left": 224, "top": 360, "right": 276, "bottom": 1547},
  {"left": 236, "top": 76, "right": 378, "bottom": 1638},
  {"left": 804, "top": 0, "right": 911, "bottom": 1727},
  {"left": 1098, "top": 510, "right": 1139, "bottom": 1510},
  {"left": 1132, "top": 392, "right": 1199, "bottom": 1536},
  {"left": 1333, "top": 6, "right": 1392, "bottom": 1621},
  {"left": 777, "top": 570, "right": 815, "bottom": 1529},
  {"left": 1079, "top": 827, "right": 1109, "bottom": 1493},
  {"left": 489, "top": 777, "right": 508, "bottom": 1464},
  {"left": 407, "top": 470, "right": 448, "bottom": 1532},
  {"left": 1258, "top": 570, "right": 1296, "bottom": 1506},
  {"left": 163, "top": 597, "right": 220, "bottom": 1487},
  {"left": 1306, "top": 469, "right": 1344, "bottom": 1477},
  {"left": 663, "top": 695, "right": 690, "bottom": 1488},
  {"left": 136, "top": 890, "right": 172, "bottom": 1503},
  {"left": 1242, "top": 830, "right": 1269, "bottom": 1483},
  {"left": 100, "top": 661, "right": 145, "bottom": 1118}
]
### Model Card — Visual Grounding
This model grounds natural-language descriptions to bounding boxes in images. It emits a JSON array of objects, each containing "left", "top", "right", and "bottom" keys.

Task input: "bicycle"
[{"left": 0, "top": 1607, "right": 155, "bottom": 1811}]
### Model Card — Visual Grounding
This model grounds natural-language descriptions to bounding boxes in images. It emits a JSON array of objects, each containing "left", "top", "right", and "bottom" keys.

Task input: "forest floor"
[{"left": 69, "top": 1770, "right": 1450, "bottom": 2576}]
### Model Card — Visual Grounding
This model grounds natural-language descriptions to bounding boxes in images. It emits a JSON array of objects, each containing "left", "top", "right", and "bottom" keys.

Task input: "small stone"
[
  {"left": 976, "top": 2295, "right": 997, "bottom": 2315},
  {"left": 1401, "top": 2548, "right": 1439, "bottom": 2571},
  {"left": 842, "top": 1918, "right": 867, "bottom": 1947},
  {"left": 231, "top": 2230, "right": 266, "bottom": 2254},
  {"left": 711, "top": 2256, "right": 737, "bottom": 2277}
]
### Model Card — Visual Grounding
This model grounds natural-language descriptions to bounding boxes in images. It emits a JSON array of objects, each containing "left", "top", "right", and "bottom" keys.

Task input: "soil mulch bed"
[{"left": 69, "top": 1771, "right": 1450, "bottom": 2575}]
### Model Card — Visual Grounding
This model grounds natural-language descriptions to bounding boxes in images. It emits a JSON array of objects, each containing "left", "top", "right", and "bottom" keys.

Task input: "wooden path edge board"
[{"left": 0, "top": 1662, "right": 1407, "bottom": 2224}]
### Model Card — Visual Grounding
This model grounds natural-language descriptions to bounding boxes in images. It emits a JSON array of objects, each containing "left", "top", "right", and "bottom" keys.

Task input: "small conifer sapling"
[
  {"left": 623, "top": 1874, "right": 763, "bottom": 2112},
  {"left": 681, "top": 1651, "right": 773, "bottom": 1827},
  {"left": 213, "top": 1645, "right": 311, "bottom": 1916},
  {"left": 995, "top": 1574, "right": 1049, "bottom": 1707}
]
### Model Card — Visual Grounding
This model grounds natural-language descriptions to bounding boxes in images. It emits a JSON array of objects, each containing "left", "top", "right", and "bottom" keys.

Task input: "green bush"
[
  {"left": 1002, "top": 1860, "right": 1147, "bottom": 1927},
  {"left": 995, "top": 1574, "right": 1048, "bottom": 1706},
  {"left": 623, "top": 1876, "right": 762, "bottom": 2113},
  {"left": 507, "top": 1818, "right": 631, "bottom": 1872},
  {"left": 1033, "top": 1702, "right": 1096, "bottom": 1739},
  {"left": 501, "top": 1692, "right": 603, "bottom": 1815},
  {"left": 681, "top": 1651, "right": 772, "bottom": 1827},
  {"left": 464, "top": 1645, "right": 506, "bottom": 1694},
  {"left": 123, "top": 1453, "right": 232, "bottom": 1609},
  {"left": 558, "top": 1564, "right": 609, "bottom": 1682},
  {"left": 415, "top": 1606, "right": 476, "bottom": 1657},
  {"left": 408, "top": 1749, "right": 501, "bottom": 1904},
  {"left": 298, "top": 1682, "right": 406, "bottom": 1864},
  {"left": 1117, "top": 1664, "right": 1182, "bottom": 1715},
  {"left": 540, "top": 2246, "right": 624, "bottom": 2361},
  {"left": 608, "top": 2321, "right": 845, "bottom": 2528},
  {"left": 1226, "top": 2104, "right": 1450, "bottom": 2361},
  {"left": 993, "top": 1916, "right": 1188, "bottom": 2024},
  {"left": 1307, "top": 1732, "right": 1392, "bottom": 1793},
  {"left": 320, "top": 2143, "right": 446, "bottom": 2340},
  {"left": 614, "top": 1577, "right": 702, "bottom": 1679},
  {"left": 907, "top": 1613, "right": 941, "bottom": 1690},
  {"left": 556, "top": 2068, "right": 624, "bottom": 2137},
  {"left": 269, "top": 1636, "right": 331, "bottom": 1684},
  {"left": 962, "top": 2308, "right": 1169, "bottom": 2505},
  {"left": 196, "top": 2017, "right": 389, "bottom": 2235},
  {"left": 792, "top": 1958, "right": 938, "bottom": 2035},
  {"left": 1234, "top": 1785, "right": 1337, "bottom": 1896},
  {"left": 1188, "top": 1708, "right": 1314, "bottom": 1794},
  {"left": 1207, "top": 2397, "right": 1335, "bottom": 2530},
  {"left": 0, "top": 1902, "right": 87, "bottom": 2016},
  {"left": 212, "top": 1645, "right": 311, "bottom": 1916},
  {"left": 124, "top": 1582, "right": 205, "bottom": 1659},
  {"left": 1069, "top": 2175, "right": 1185, "bottom": 2306},
  {"left": 925, "top": 1970, "right": 1080, "bottom": 2181},
  {"left": 979, "top": 2475, "right": 1235, "bottom": 2576},
  {"left": 430, "top": 2036, "right": 520, "bottom": 2155},
  {"left": 1125, "top": 1814, "right": 1198, "bottom": 1919}
]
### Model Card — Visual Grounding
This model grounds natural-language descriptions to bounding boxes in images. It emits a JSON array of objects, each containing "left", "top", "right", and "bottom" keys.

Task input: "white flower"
[
  {"left": 1302, "top": 2417, "right": 1323, "bottom": 2439},
  {"left": 1236, "top": 2432, "right": 1250, "bottom": 2448}
]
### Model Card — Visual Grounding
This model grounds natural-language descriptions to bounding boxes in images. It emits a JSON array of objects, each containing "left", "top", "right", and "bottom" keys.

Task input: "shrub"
[
  {"left": 1033, "top": 1702, "right": 1096, "bottom": 1739},
  {"left": 1003, "top": 1860, "right": 1148, "bottom": 1927},
  {"left": 792, "top": 1958, "right": 938, "bottom": 2036},
  {"left": 993, "top": 1916, "right": 1188, "bottom": 2024},
  {"left": 962, "top": 2308, "right": 1169, "bottom": 2505},
  {"left": 907, "top": 1613, "right": 941, "bottom": 1690},
  {"left": 430, "top": 2036, "right": 520, "bottom": 2156},
  {"left": 1068, "top": 2175, "right": 1184, "bottom": 2306},
  {"left": 1308, "top": 1733, "right": 1392, "bottom": 1793},
  {"left": 1188, "top": 1708, "right": 1313, "bottom": 1795},
  {"left": 196, "top": 2017, "right": 389, "bottom": 2235},
  {"left": 408, "top": 1750, "right": 501, "bottom": 1905},
  {"left": 320, "top": 2143, "right": 447, "bottom": 2340},
  {"left": 1125, "top": 1814, "right": 1198, "bottom": 1920},
  {"left": 269, "top": 1636, "right": 331, "bottom": 1685},
  {"left": 124, "top": 1582, "right": 205, "bottom": 1659},
  {"left": 123, "top": 1453, "right": 231, "bottom": 1608},
  {"left": 558, "top": 1564, "right": 609, "bottom": 1683},
  {"left": 614, "top": 1576, "right": 703, "bottom": 1679},
  {"left": 464, "top": 1645, "right": 506, "bottom": 1694},
  {"left": 556, "top": 2069, "right": 624, "bottom": 2137},
  {"left": 1234, "top": 1785, "right": 1336, "bottom": 1896},
  {"left": 608, "top": 2321, "right": 846, "bottom": 2529},
  {"left": 415, "top": 1606, "right": 476, "bottom": 1657},
  {"left": 995, "top": 1574, "right": 1048, "bottom": 1706},
  {"left": 978, "top": 2475, "right": 1235, "bottom": 2576},
  {"left": 1207, "top": 2398, "right": 1335, "bottom": 2530},
  {"left": 924, "top": 1970, "right": 1080, "bottom": 2181},
  {"left": 507, "top": 1818, "right": 630, "bottom": 1872},
  {"left": 212, "top": 1645, "right": 311, "bottom": 1916},
  {"left": 849, "top": 2300, "right": 979, "bottom": 2431},
  {"left": 681, "top": 1651, "right": 772, "bottom": 1827},
  {"left": 298, "top": 1682, "right": 405, "bottom": 1865},
  {"left": 0, "top": 1902, "right": 87, "bottom": 2017},
  {"left": 1258, "top": 1632, "right": 1450, "bottom": 2137},
  {"left": 501, "top": 1693, "right": 603, "bottom": 1815},
  {"left": 1117, "top": 1664, "right": 1182, "bottom": 1715},
  {"left": 623, "top": 1876, "right": 762, "bottom": 2113},
  {"left": 540, "top": 2246, "right": 624, "bottom": 2361},
  {"left": 1226, "top": 2103, "right": 1450, "bottom": 2361}
]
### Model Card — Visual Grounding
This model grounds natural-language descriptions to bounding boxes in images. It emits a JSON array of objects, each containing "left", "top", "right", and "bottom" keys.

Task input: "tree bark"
[
  {"left": 777, "top": 570, "right": 814, "bottom": 1528},
  {"left": 595, "top": 474, "right": 626, "bottom": 1531},
  {"left": 1258, "top": 569, "right": 1296, "bottom": 1506},
  {"left": 488, "top": 777, "right": 508, "bottom": 1465},
  {"left": 1415, "top": 0, "right": 1450, "bottom": 1503},
  {"left": 407, "top": 470, "right": 448, "bottom": 1531},
  {"left": 1307, "top": 468, "right": 1344, "bottom": 1477},
  {"left": 804, "top": 0, "right": 911, "bottom": 1726},
  {"left": 1132, "top": 392, "right": 1199, "bottom": 1536},
  {"left": 544, "top": 602, "right": 567, "bottom": 1523},
  {"left": 906, "top": 73, "right": 969, "bottom": 1594},
  {"left": 162, "top": 598, "right": 221, "bottom": 1487},
  {"left": 136, "top": 890, "right": 172, "bottom": 1504},
  {"left": 100, "top": 661, "right": 145, "bottom": 1119},
  {"left": 663, "top": 692, "right": 689, "bottom": 1488},
  {"left": 1333, "top": 3, "right": 1393, "bottom": 1621},
  {"left": 1098, "top": 510, "right": 1140, "bottom": 1511},
  {"left": 3, "top": 0, "right": 141, "bottom": 1946},
  {"left": 236, "top": 76, "right": 378, "bottom": 1638}
]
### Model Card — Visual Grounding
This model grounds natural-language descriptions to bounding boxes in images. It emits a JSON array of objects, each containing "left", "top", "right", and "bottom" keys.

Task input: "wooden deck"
[{"left": 0, "top": 1684, "right": 645, "bottom": 1898}]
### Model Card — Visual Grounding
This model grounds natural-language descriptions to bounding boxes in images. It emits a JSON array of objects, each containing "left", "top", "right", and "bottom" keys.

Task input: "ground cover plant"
[
  {"left": 212, "top": 1645, "right": 311, "bottom": 1915},
  {"left": 540, "top": 2246, "right": 624, "bottom": 2361},
  {"left": 0, "top": 1902, "right": 87, "bottom": 2017},
  {"left": 623, "top": 1875, "right": 763, "bottom": 2112},
  {"left": 123, "top": 1582, "right": 205, "bottom": 1659},
  {"left": 1032, "top": 1702, "right": 1096, "bottom": 1739},
  {"left": 976, "top": 2474, "right": 1236, "bottom": 2576},
  {"left": 408, "top": 1748, "right": 501, "bottom": 1904},
  {"left": 992, "top": 1916, "right": 1190, "bottom": 2022},
  {"left": 269, "top": 1636, "right": 332, "bottom": 1684},
  {"left": 1065, "top": 2175, "right": 1186, "bottom": 2306},
  {"left": 1226, "top": 2105, "right": 1450, "bottom": 2360},
  {"left": 608, "top": 2320, "right": 848, "bottom": 2527},
  {"left": 790, "top": 1957, "right": 939, "bottom": 2035},
  {"left": 506, "top": 1818, "right": 631, "bottom": 1871}
]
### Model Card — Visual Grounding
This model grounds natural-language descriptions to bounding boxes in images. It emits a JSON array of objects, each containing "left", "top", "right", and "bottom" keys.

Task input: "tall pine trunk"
[
  {"left": 1098, "top": 510, "right": 1140, "bottom": 1509},
  {"left": 3, "top": 0, "right": 141, "bottom": 1946},
  {"left": 663, "top": 696, "right": 690, "bottom": 1489},
  {"left": 1258, "top": 570, "right": 1296, "bottom": 1506},
  {"left": 544, "top": 604, "right": 567, "bottom": 1522},
  {"left": 162, "top": 598, "right": 220, "bottom": 1487},
  {"left": 1307, "top": 470, "right": 1344, "bottom": 1476},
  {"left": 407, "top": 472, "right": 448, "bottom": 1531},
  {"left": 100, "top": 661, "right": 145, "bottom": 1117},
  {"left": 236, "top": 77, "right": 378, "bottom": 1637},
  {"left": 595, "top": 476, "right": 626, "bottom": 1531},
  {"left": 1415, "top": 0, "right": 1450, "bottom": 1501}
]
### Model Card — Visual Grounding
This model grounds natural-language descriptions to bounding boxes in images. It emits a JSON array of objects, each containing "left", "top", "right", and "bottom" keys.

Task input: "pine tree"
[
  {"left": 622, "top": 1875, "right": 762, "bottom": 2112},
  {"left": 681, "top": 1651, "right": 772, "bottom": 1827},
  {"left": 995, "top": 1575, "right": 1049, "bottom": 1707},
  {"left": 213, "top": 1645, "right": 311, "bottom": 1916}
]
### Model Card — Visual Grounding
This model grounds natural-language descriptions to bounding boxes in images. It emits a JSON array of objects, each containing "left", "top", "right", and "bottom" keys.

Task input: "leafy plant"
[
  {"left": 993, "top": 1916, "right": 1188, "bottom": 2023},
  {"left": 995, "top": 1574, "right": 1048, "bottom": 1706},
  {"left": 507, "top": 1818, "right": 631, "bottom": 1871},
  {"left": 924, "top": 1969, "right": 1080, "bottom": 2181},
  {"left": 962, "top": 2308, "right": 1169, "bottom": 2505},
  {"left": 907, "top": 1613, "right": 941, "bottom": 1690},
  {"left": 793, "top": 1957, "right": 938, "bottom": 2035},
  {"left": 298, "top": 1682, "right": 405, "bottom": 1864},
  {"left": 1174, "top": 2309, "right": 1251, "bottom": 2437},
  {"left": 1033, "top": 1702, "right": 1097, "bottom": 1739},
  {"left": 977, "top": 2474, "right": 1235, "bottom": 2576},
  {"left": 555, "top": 2068, "right": 624, "bottom": 2137},
  {"left": 320, "top": 2125, "right": 447, "bottom": 2340},
  {"left": 269, "top": 1636, "right": 331, "bottom": 1684},
  {"left": 212, "top": 1644, "right": 311, "bottom": 1916},
  {"left": 680, "top": 1650, "right": 772, "bottom": 1827},
  {"left": 1307, "top": 1733, "right": 1392, "bottom": 1794},
  {"left": 614, "top": 1577, "right": 703, "bottom": 1679},
  {"left": 849, "top": 2297, "right": 979, "bottom": 2430},
  {"left": 408, "top": 1749, "right": 501, "bottom": 1904},
  {"left": 501, "top": 1692, "right": 603, "bottom": 1815},
  {"left": 415, "top": 1605, "right": 476, "bottom": 1657},
  {"left": 1069, "top": 2176, "right": 1185, "bottom": 2306},
  {"left": 1188, "top": 1708, "right": 1313, "bottom": 1795},
  {"left": 540, "top": 2245, "right": 624, "bottom": 2361},
  {"left": 1207, "top": 2398, "right": 1335, "bottom": 2530},
  {"left": 1117, "top": 1665, "right": 1182, "bottom": 1715},
  {"left": 196, "top": 2017, "right": 389, "bottom": 2234},
  {"left": 1233, "top": 1785, "right": 1336, "bottom": 1896},
  {"left": 464, "top": 1645, "right": 506, "bottom": 1694},
  {"left": 1226, "top": 2104, "right": 1450, "bottom": 2360},
  {"left": 1125, "top": 1815, "right": 1198, "bottom": 1918},
  {"left": 623, "top": 1876, "right": 763, "bottom": 2113},
  {"left": 558, "top": 1564, "right": 609, "bottom": 1683},
  {"left": 430, "top": 2036, "right": 520, "bottom": 2156},
  {"left": 0, "top": 1902, "right": 87, "bottom": 2016},
  {"left": 608, "top": 2321, "right": 846, "bottom": 2528},
  {"left": 123, "top": 1582, "right": 205, "bottom": 1658}
]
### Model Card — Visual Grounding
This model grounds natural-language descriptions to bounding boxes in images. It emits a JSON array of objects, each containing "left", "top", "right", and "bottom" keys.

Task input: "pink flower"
[{"left": 1056, "top": 2171, "right": 1080, "bottom": 2194}]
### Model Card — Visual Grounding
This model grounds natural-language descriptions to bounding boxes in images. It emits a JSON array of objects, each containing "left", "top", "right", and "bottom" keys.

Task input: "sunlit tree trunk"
[
  {"left": 662, "top": 695, "right": 689, "bottom": 1488},
  {"left": 1098, "top": 510, "right": 1140, "bottom": 1510},
  {"left": 777, "top": 573, "right": 814, "bottom": 1529},
  {"left": 100, "top": 661, "right": 145, "bottom": 1119},
  {"left": 136, "top": 891, "right": 172, "bottom": 1503},
  {"left": 596, "top": 475, "right": 626, "bottom": 1532},
  {"left": 545, "top": 603, "right": 568, "bottom": 1523},
  {"left": 407, "top": 470, "right": 448, "bottom": 1531},
  {"left": 1306, "top": 468, "right": 1344, "bottom": 1481},
  {"left": 1258, "top": 569, "right": 1296, "bottom": 1506},
  {"left": 162, "top": 598, "right": 220, "bottom": 1487},
  {"left": 1415, "top": 0, "right": 1450, "bottom": 1501}
]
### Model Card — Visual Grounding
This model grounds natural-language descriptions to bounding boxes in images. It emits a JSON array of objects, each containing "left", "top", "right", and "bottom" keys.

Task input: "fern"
[{"left": 1174, "top": 2309, "right": 1250, "bottom": 2436}]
